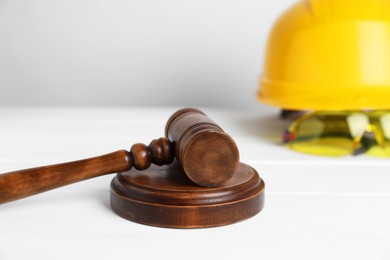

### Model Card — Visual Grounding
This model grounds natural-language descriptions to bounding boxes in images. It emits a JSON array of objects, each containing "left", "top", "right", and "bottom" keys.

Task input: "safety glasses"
[{"left": 282, "top": 111, "right": 390, "bottom": 157}]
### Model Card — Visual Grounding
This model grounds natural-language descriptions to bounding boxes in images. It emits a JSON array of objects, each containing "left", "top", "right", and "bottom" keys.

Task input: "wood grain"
[
  {"left": 0, "top": 150, "right": 132, "bottom": 204},
  {"left": 0, "top": 108, "right": 240, "bottom": 204},
  {"left": 0, "top": 138, "right": 174, "bottom": 204},
  {"left": 110, "top": 161, "right": 265, "bottom": 228},
  {"left": 166, "top": 108, "right": 239, "bottom": 187}
]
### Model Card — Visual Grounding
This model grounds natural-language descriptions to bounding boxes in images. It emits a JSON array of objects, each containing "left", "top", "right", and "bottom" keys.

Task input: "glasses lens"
[
  {"left": 380, "top": 113, "right": 390, "bottom": 141},
  {"left": 289, "top": 113, "right": 358, "bottom": 156},
  {"left": 366, "top": 112, "right": 390, "bottom": 157}
]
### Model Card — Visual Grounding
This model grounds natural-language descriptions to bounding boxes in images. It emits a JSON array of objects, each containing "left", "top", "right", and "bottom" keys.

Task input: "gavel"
[{"left": 0, "top": 108, "right": 239, "bottom": 204}]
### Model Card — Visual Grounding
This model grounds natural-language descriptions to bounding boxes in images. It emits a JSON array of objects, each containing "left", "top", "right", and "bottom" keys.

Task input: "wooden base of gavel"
[{"left": 0, "top": 108, "right": 265, "bottom": 228}]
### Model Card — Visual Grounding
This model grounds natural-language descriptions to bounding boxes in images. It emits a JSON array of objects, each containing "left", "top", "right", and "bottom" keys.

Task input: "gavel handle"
[
  {"left": 0, "top": 150, "right": 132, "bottom": 204},
  {"left": 0, "top": 137, "right": 173, "bottom": 204}
]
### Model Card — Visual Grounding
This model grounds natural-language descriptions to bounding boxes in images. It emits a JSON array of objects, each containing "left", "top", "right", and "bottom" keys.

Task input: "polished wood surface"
[
  {"left": 111, "top": 161, "right": 264, "bottom": 228},
  {"left": 0, "top": 138, "right": 174, "bottom": 204},
  {"left": 0, "top": 108, "right": 258, "bottom": 228},
  {"left": 0, "top": 150, "right": 132, "bottom": 204},
  {"left": 0, "top": 108, "right": 241, "bottom": 204},
  {"left": 166, "top": 108, "right": 239, "bottom": 187}
]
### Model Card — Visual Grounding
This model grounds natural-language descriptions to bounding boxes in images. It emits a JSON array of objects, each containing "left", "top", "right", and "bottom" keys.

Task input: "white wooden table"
[{"left": 1, "top": 106, "right": 389, "bottom": 259}]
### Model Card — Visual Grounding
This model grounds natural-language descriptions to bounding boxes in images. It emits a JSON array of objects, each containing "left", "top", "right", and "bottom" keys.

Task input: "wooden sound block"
[{"left": 110, "top": 161, "right": 265, "bottom": 228}]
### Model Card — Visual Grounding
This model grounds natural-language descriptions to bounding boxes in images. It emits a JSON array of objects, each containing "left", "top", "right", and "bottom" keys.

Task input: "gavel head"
[{"left": 165, "top": 108, "right": 239, "bottom": 187}]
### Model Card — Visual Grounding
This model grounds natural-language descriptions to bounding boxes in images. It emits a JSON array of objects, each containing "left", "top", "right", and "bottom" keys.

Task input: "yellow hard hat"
[{"left": 258, "top": 0, "right": 390, "bottom": 111}]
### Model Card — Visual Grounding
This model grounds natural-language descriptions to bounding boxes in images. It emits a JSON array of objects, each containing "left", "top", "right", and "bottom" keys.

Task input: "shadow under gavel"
[{"left": 0, "top": 108, "right": 239, "bottom": 204}]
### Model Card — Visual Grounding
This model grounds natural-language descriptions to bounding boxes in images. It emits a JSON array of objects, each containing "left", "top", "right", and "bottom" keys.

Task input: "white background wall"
[{"left": 0, "top": 0, "right": 296, "bottom": 107}]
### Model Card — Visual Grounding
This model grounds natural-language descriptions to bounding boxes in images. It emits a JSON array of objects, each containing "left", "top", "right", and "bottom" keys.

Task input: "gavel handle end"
[{"left": 0, "top": 150, "right": 132, "bottom": 204}]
